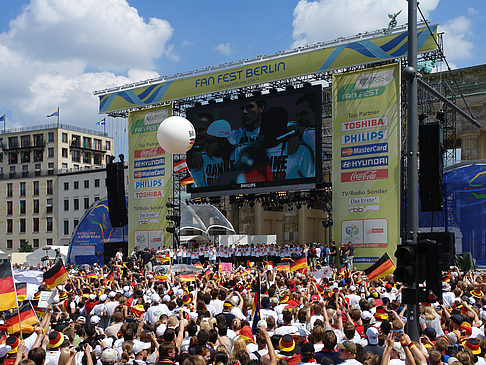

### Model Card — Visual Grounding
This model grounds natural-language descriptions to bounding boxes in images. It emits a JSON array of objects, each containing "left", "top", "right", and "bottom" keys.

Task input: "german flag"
[
  {"left": 281, "top": 257, "right": 292, "bottom": 261},
  {"left": 180, "top": 273, "right": 196, "bottom": 282},
  {"left": 180, "top": 175, "right": 195, "bottom": 186},
  {"left": 104, "top": 271, "right": 115, "bottom": 284},
  {"left": 290, "top": 257, "right": 307, "bottom": 273},
  {"left": 5, "top": 302, "right": 39, "bottom": 334},
  {"left": 0, "top": 262, "right": 16, "bottom": 311},
  {"left": 277, "top": 264, "right": 290, "bottom": 271},
  {"left": 364, "top": 253, "right": 396, "bottom": 282},
  {"left": 156, "top": 254, "right": 170, "bottom": 263},
  {"left": 201, "top": 268, "right": 211, "bottom": 281},
  {"left": 131, "top": 304, "right": 145, "bottom": 318},
  {"left": 246, "top": 260, "right": 253, "bottom": 268},
  {"left": 86, "top": 272, "right": 97, "bottom": 280},
  {"left": 43, "top": 260, "right": 69, "bottom": 289},
  {"left": 338, "top": 266, "right": 347, "bottom": 276},
  {"left": 154, "top": 274, "right": 168, "bottom": 282},
  {"left": 194, "top": 263, "right": 203, "bottom": 269},
  {"left": 15, "top": 283, "right": 27, "bottom": 302}
]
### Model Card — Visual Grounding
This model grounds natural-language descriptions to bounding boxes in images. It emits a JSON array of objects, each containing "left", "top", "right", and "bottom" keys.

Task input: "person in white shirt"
[
  {"left": 274, "top": 310, "right": 300, "bottom": 336},
  {"left": 346, "top": 285, "right": 362, "bottom": 309},
  {"left": 260, "top": 297, "right": 278, "bottom": 322},
  {"left": 144, "top": 294, "right": 171, "bottom": 325}
]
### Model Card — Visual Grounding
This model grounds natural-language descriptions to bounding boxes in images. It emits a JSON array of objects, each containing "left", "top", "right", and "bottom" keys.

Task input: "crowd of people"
[{"left": 1, "top": 246, "right": 485, "bottom": 365}]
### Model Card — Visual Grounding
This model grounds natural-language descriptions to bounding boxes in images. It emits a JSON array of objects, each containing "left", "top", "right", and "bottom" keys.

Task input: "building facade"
[{"left": 0, "top": 124, "right": 114, "bottom": 252}]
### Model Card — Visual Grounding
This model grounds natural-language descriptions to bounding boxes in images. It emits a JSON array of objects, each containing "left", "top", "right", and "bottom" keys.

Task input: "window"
[
  {"left": 46, "top": 180, "right": 53, "bottom": 195},
  {"left": 83, "top": 137, "right": 92, "bottom": 149},
  {"left": 62, "top": 148, "right": 68, "bottom": 158},
  {"left": 84, "top": 197, "right": 90, "bottom": 210},
  {"left": 94, "top": 139, "right": 102, "bottom": 150},
  {"left": 74, "top": 181, "right": 79, "bottom": 189},
  {"left": 0, "top": 153, "right": 3, "bottom": 163},
  {"left": 6, "top": 240, "right": 12, "bottom": 250},
  {"left": 94, "top": 196, "right": 100, "bottom": 202},
  {"left": 20, "top": 135, "right": 30, "bottom": 148},
  {"left": 62, "top": 133, "right": 68, "bottom": 143},
  {"left": 83, "top": 152, "right": 91, "bottom": 163},
  {"left": 20, "top": 182, "right": 26, "bottom": 196},
  {"left": 7, "top": 219, "right": 13, "bottom": 234},
  {"left": 72, "top": 135, "right": 81, "bottom": 147},
  {"left": 33, "top": 218, "right": 39, "bottom": 232},
  {"left": 33, "top": 181, "right": 39, "bottom": 196},
  {"left": 72, "top": 150, "right": 80, "bottom": 162},
  {"left": 48, "top": 147, "right": 54, "bottom": 158},
  {"left": 7, "top": 183, "right": 12, "bottom": 197},
  {"left": 94, "top": 154, "right": 102, "bottom": 165},
  {"left": 48, "top": 162, "right": 54, "bottom": 175},
  {"left": 33, "top": 200, "right": 39, "bottom": 214},
  {"left": 64, "top": 220, "right": 69, "bottom": 235},
  {"left": 20, "top": 200, "right": 26, "bottom": 215},
  {"left": 7, "top": 201, "right": 12, "bottom": 215},
  {"left": 48, "top": 132, "right": 54, "bottom": 142},
  {"left": 105, "top": 140, "right": 111, "bottom": 151},
  {"left": 47, "top": 238, "right": 53, "bottom": 246},
  {"left": 33, "top": 134, "right": 43, "bottom": 146},
  {"left": 8, "top": 137, "right": 18, "bottom": 149},
  {"left": 74, "top": 198, "right": 79, "bottom": 210},
  {"left": 64, "top": 182, "right": 69, "bottom": 190},
  {"left": 73, "top": 164, "right": 79, "bottom": 170},
  {"left": 22, "top": 165, "right": 28, "bottom": 177},
  {"left": 62, "top": 162, "right": 68, "bottom": 169},
  {"left": 34, "top": 164, "right": 41, "bottom": 176},
  {"left": 64, "top": 199, "right": 69, "bottom": 211},
  {"left": 84, "top": 180, "right": 89, "bottom": 188},
  {"left": 46, "top": 217, "right": 53, "bottom": 232},
  {"left": 21, "top": 151, "right": 30, "bottom": 163},
  {"left": 74, "top": 219, "right": 79, "bottom": 228},
  {"left": 19, "top": 219, "right": 26, "bottom": 233},
  {"left": 94, "top": 179, "right": 100, "bottom": 187},
  {"left": 33, "top": 239, "right": 39, "bottom": 248},
  {"left": 46, "top": 199, "right": 53, "bottom": 214},
  {"left": 34, "top": 150, "right": 43, "bottom": 162},
  {"left": 8, "top": 152, "right": 18, "bottom": 164}
]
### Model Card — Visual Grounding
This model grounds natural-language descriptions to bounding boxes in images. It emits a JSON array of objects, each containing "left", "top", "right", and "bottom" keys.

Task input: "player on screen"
[{"left": 231, "top": 99, "right": 265, "bottom": 158}]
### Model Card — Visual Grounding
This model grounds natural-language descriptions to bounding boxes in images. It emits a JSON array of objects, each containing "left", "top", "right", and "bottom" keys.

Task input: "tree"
[{"left": 18, "top": 241, "right": 33, "bottom": 253}]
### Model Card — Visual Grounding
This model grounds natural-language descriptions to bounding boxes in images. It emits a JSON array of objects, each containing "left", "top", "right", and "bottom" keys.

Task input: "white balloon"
[{"left": 157, "top": 116, "right": 196, "bottom": 154}]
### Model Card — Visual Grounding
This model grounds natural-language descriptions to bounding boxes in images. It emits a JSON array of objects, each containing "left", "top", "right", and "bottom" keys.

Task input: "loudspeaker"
[
  {"left": 106, "top": 162, "right": 127, "bottom": 227},
  {"left": 418, "top": 232, "right": 455, "bottom": 270},
  {"left": 419, "top": 123, "right": 444, "bottom": 212}
]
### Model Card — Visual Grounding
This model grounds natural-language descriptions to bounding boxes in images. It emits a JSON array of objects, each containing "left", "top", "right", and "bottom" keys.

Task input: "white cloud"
[
  {"left": 292, "top": 0, "right": 440, "bottom": 47},
  {"left": 468, "top": 7, "right": 478, "bottom": 16},
  {"left": 440, "top": 16, "right": 473, "bottom": 60},
  {"left": 0, "top": 0, "right": 173, "bottom": 127},
  {"left": 215, "top": 42, "right": 232, "bottom": 56}
]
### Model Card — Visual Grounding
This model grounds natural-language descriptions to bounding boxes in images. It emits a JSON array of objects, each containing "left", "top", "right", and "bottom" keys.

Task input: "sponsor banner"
[
  {"left": 99, "top": 26, "right": 438, "bottom": 113},
  {"left": 332, "top": 64, "right": 400, "bottom": 269},
  {"left": 129, "top": 105, "right": 173, "bottom": 252},
  {"left": 354, "top": 257, "right": 380, "bottom": 264},
  {"left": 341, "top": 143, "right": 388, "bottom": 157}
]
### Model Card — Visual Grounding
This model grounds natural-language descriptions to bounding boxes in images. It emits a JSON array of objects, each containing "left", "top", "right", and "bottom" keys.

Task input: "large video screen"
[{"left": 186, "top": 85, "right": 322, "bottom": 195}]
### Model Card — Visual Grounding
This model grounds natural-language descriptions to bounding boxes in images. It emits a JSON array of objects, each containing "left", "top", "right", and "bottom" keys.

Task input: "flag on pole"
[
  {"left": 0, "top": 262, "right": 16, "bottom": 311},
  {"left": 104, "top": 271, "right": 115, "bottom": 284},
  {"left": 179, "top": 272, "right": 196, "bottom": 282},
  {"left": 0, "top": 114, "right": 5, "bottom": 122},
  {"left": 174, "top": 160, "right": 188, "bottom": 173},
  {"left": 290, "top": 257, "right": 308, "bottom": 272},
  {"left": 251, "top": 274, "right": 261, "bottom": 333},
  {"left": 5, "top": 302, "right": 39, "bottom": 334},
  {"left": 364, "top": 253, "right": 396, "bottom": 282},
  {"left": 86, "top": 272, "right": 97, "bottom": 279},
  {"left": 194, "top": 263, "right": 203, "bottom": 269},
  {"left": 96, "top": 118, "right": 105, "bottom": 126},
  {"left": 43, "top": 260, "right": 69, "bottom": 289},
  {"left": 15, "top": 282, "right": 27, "bottom": 302},
  {"left": 277, "top": 263, "right": 290, "bottom": 271},
  {"left": 156, "top": 254, "right": 170, "bottom": 263},
  {"left": 46, "top": 108, "right": 59, "bottom": 117},
  {"left": 180, "top": 175, "right": 195, "bottom": 186}
]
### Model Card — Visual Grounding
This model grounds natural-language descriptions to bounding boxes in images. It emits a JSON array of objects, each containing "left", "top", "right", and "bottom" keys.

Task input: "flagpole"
[
  {"left": 57, "top": 107, "right": 60, "bottom": 128},
  {"left": 10, "top": 261, "right": 23, "bottom": 340}
]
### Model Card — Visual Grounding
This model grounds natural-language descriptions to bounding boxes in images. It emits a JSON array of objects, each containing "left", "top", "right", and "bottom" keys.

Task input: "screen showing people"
[{"left": 186, "top": 85, "right": 322, "bottom": 192}]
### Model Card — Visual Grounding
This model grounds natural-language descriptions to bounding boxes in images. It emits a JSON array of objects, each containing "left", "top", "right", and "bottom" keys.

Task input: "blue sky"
[{"left": 0, "top": 0, "right": 483, "bottom": 141}]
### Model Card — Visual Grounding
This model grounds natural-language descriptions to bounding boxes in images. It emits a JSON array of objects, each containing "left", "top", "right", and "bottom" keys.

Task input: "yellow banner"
[
  {"left": 128, "top": 105, "right": 173, "bottom": 251},
  {"left": 332, "top": 63, "right": 400, "bottom": 270},
  {"left": 99, "top": 26, "right": 437, "bottom": 113}
]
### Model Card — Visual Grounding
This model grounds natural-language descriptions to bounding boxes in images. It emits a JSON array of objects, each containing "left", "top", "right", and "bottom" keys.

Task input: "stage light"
[{"left": 436, "top": 110, "right": 445, "bottom": 122}]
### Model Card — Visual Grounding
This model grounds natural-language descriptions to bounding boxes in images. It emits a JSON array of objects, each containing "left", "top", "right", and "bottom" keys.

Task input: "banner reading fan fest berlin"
[{"left": 332, "top": 63, "right": 400, "bottom": 270}]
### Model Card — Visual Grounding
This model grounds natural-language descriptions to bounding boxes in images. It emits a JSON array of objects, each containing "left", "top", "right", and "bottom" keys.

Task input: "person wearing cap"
[
  {"left": 84, "top": 293, "right": 99, "bottom": 316},
  {"left": 145, "top": 293, "right": 171, "bottom": 325},
  {"left": 337, "top": 341, "right": 362, "bottom": 365},
  {"left": 105, "top": 311, "right": 124, "bottom": 337},
  {"left": 277, "top": 333, "right": 301, "bottom": 365},
  {"left": 345, "top": 285, "right": 361, "bottom": 309},
  {"left": 363, "top": 327, "right": 384, "bottom": 358},
  {"left": 92, "top": 294, "right": 108, "bottom": 329},
  {"left": 100, "top": 347, "right": 118, "bottom": 365},
  {"left": 260, "top": 296, "right": 278, "bottom": 323},
  {"left": 45, "top": 331, "right": 65, "bottom": 365}
]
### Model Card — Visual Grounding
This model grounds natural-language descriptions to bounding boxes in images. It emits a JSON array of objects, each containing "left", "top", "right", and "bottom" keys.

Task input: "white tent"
[{"left": 25, "top": 246, "right": 69, "bottom": 267}]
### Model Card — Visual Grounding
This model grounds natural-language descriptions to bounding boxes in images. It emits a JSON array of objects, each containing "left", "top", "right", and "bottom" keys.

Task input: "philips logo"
[
  {"left": 135, "top": 179, "right": 165, "bottom": 189},
  {"left": 341, "top": 130, "right": 388, "bottom": 145}
]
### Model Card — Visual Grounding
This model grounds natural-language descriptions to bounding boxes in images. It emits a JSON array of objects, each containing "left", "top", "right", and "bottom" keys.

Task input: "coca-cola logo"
[
  {"left": 134, "top": 147, "right": 165, "bottom": 159},
  {"left": 341, "top": 168, "right": 388, "bottom": 183}
]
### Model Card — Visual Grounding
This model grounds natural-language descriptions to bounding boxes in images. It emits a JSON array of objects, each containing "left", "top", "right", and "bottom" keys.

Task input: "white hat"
[
  {"left": 89, "top": 294, "right": 96, "bottom": 300},
  {"left": 207, "top": 119, "right": 232, "bottom": 138},
  {"left": 349, "top": 285, "right": 356, "bottom": 292},
  {"left": 90, "top": 315, "right": 101, "bottom": 324},
  {"left": 100, "top": 348, "right": 118, "bottom": 363},
  {"left": 109, "top": 292, "right": 116, "bottom": 298},
  {"left": 151, "top": 293, "right": 161, "bottom": 303},
  {"left": 99, "top": 294, "right": 107, "bottom": 302},
  {"left": 366, "top": 327, "right": 379, "bottom": 345},
  {"left": 77, "top": 316, "right": 86, "bottom": 323},
  {"left": 163, "top": 294, "right": 171, "bottom": 302},
  {"left": 177, "top": 289, "right": 184, "bottom": 297},
  {"left": 361, "top": 311, "right": 372, "bottom": 321},
  {"left": 132, "top": 339, "right": 151, "bottom": 354},
  {"left": 480, "top": 311, "right": 486, "bottom": 321},
  {"left": 123, "top": 286, "right": 130, "bottom": 292},
  {"left": 147, "top": 274, "right": 154, "bottom": 280},
  {"left": 156, "top": 324, "right": 167, "bottom": 337},
  {"left": 257, "top": 320, "right": 267, "bottom": 329}
]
